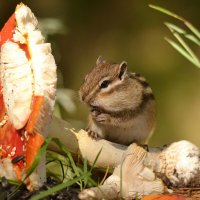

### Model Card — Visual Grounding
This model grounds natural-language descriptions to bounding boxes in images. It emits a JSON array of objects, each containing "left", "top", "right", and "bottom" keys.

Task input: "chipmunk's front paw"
[
  {"left": 92, "top": 111, "right": 110, "bottom": 123},
  {"left": 86, "top": 128, "right": 100, "bottom": 140}
]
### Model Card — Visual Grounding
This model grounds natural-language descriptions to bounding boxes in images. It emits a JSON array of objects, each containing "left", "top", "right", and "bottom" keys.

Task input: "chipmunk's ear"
[
  {"left": 96, "top": 56, "right": 106, "bottom": 65},
  {"left": 118, "top": 61, "right": 127, "bottom": 80}
]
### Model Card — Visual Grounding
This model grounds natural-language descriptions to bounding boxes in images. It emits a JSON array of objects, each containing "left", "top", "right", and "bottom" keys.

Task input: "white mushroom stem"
[{"left": 48, "top": 116, "right": 126, "bottom": 168}]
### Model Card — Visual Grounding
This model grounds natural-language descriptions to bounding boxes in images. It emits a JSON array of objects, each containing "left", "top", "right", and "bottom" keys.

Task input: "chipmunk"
[{"left": 79, "top": 56, "right": 156, "bottom": 145}]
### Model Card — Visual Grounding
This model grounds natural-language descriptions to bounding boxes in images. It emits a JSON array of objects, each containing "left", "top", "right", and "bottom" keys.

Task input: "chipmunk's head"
[
  {"left": 79, "top": 56, "right": 155, "bottom": 121},
  {"left": 79, "top": 56, "right": 130, "bottom": 109}
]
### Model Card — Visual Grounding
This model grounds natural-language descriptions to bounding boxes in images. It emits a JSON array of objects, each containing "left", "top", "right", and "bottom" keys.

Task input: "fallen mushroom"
[
  {"left": 77, "top": 140, "right": 200, "bottom": 199},
  {"left": 0, "top": 3, "right": 57, "bottom": 190},
  {"left": 47, "top": 120, "right": 200, "bottom": 199},
  {"left": 79, "top": 143, "right": 167, "bottom": 200}
]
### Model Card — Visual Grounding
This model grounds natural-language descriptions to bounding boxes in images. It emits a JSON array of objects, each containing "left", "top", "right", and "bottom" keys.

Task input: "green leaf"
[
  {"left": 149, "top": 4, "right": 200, "bottom": 68},
  {"left": 30, "top": 137, "right": 98, "bottom": 200},
  {"left": 83, "top": 159, "right": 88, "bottom": 188},
  {"left": 165, "top": 37, "right": 200, "bottom": 68},
  {"left": 185, "top": 21, "right": 200, "bottom": 40},
  {"left": 165, "top": 22, "right": 200, "bottom": 46},
  {"left": 149, "top": 4, "right": 184, "bottom": 21},
  {"left": 149, "top": 4, "right": 200, "bottom": 40},
  {"left": 51, "top": 138, "right": 80, "bottom": 177},
  {"left": 170, "top": 32, "right": 200, "bottom": 67},
  {"left": 90, "top": 148, "right": 102, "bottom": 172},
  {"left": 46, "top": 151, "right": 74, "bottom": 182},
  {"left": 1, "top": 178, "right": 22, "bottom": 186},
  {"left": 185, "top": 34, "right": 200, "bottom": 46},
  {"left": 165, "top": 22, "right": 185, "bottom": 34},
  {"left": 50, "top": 138, "right": 97, "bottom": 188}
]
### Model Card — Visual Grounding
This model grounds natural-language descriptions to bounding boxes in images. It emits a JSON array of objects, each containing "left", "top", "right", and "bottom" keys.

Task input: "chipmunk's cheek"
[
  {"left": 97, "top": 97, "right": 111, "bottom": 110},
  {"left": 89, "top": 98, "right": 100, "bottom": 108}
]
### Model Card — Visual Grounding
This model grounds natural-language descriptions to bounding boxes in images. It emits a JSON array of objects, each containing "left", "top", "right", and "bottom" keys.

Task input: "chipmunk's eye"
[{"left": 100, "top": 80, "right": 111, "bottom": 89}]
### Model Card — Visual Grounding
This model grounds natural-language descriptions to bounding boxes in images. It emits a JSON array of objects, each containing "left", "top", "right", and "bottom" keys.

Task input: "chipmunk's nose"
[
  {"left": 79, "top": 90, "right": 85, "bottom": 102},
  {"left": 79, "top": 90, "right": 91, "bottom": 104},
  {"left": 80, "top": 94, "right": 89, "bottom": 103},
  {"left": 80, "top": 95, "right": 85, "bottom": 102}
]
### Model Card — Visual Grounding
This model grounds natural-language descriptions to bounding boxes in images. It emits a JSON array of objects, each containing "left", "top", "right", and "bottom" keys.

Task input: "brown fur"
[{"left": 79, "top": 57, "right": 156, "bottom": 145}]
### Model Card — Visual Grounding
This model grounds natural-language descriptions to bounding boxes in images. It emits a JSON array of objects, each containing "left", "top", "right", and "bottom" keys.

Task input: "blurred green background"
[{"left": 1, "top": 0, "right": 200, "bottom": 146}]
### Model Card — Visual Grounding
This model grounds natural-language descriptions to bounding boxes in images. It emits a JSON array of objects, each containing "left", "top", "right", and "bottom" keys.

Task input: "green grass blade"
[
  {"left": 46, "top": 150, "right": 75, "bottom": 182},
  {"left": 185, "top": 34, "right": 200, "bottom": 46},
  {"left": 171, "top": 32, "right": 200, "bottom": 67},
  {"left": 83, "top": 159, "right": 88, "bottom": 188},
  {"left": 149, "top": 4, "right": 200, "bottom": 40},
  {"left": 51, "top": 138, "right": 80, "bottom": 177},
  {"left": 30, "top": 174, "right": 88, "bottom": 200},
  {"left": 149, "top": 4, "right": 184, "bottom": 21},
  {"left": 165, "top": 37, "right": 189, "bottom": 61},
  {"left": 3, "top": 179, "right": 22, "bottom": 186},
  {"left": 185, "top": 21, "right": 200, "bottom": 40},
  {"left": 86, "top": 176, "right": 97, "bottom": 187},
  {"left": 165, "top": 22, "right": 200, "bottom": 67},
  {"left": 48, "top": 139, "right": 97, "bottom": 188},
  {"left": 165, "top": 37, "right": 200, "bottom": 68},
  {"left": 58, "top": 160, "right": 65, "bottom": 182},
  {"left": 51, "top": 138, "right": 89, "bottom": 188},
  {"left": 89, "top": 148, "right": 102, "bottom": 172},
  {"left": 165, "top": 22, "right": 200, "bottom": 46},
  {"left": 83, "top": 159, "right": 88, "bottom": 175},
  {"left": 165, "top": 22, "right": 186, "bottom": 34}
]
